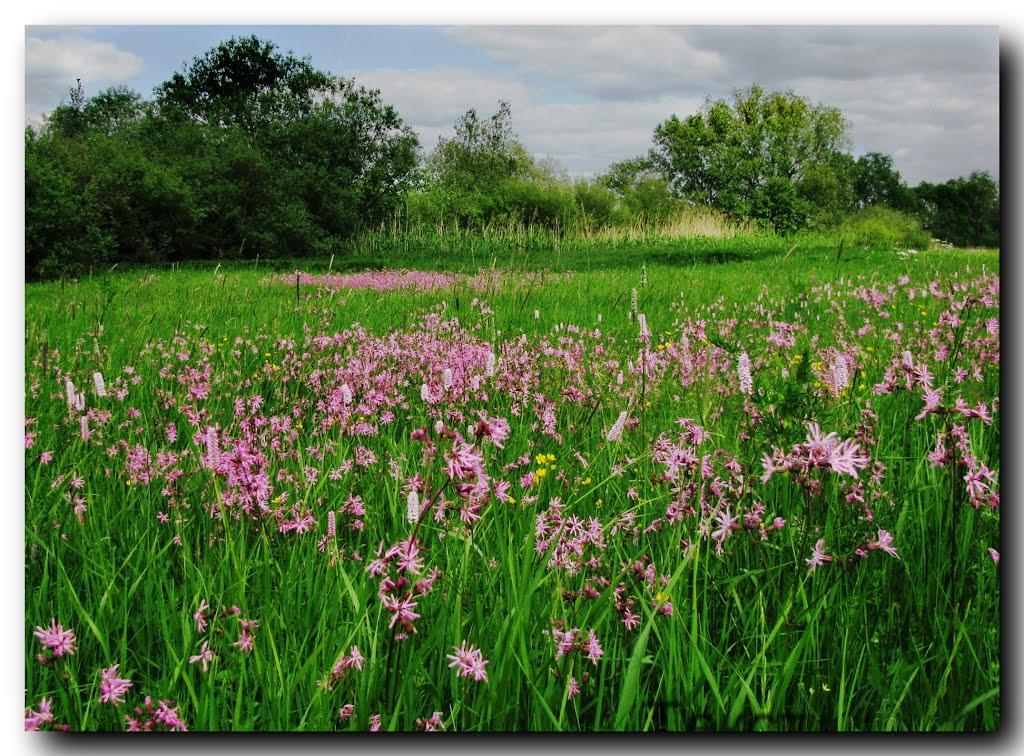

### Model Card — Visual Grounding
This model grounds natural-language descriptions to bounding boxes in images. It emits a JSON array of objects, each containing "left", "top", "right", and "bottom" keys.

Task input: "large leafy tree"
[
  {"left": 650, "top": 86, "right": 850, "bottom": 232},
  {"left": 154, "top": 36, "right": 333, "bottom": 134},
  {"left": 425, "top": 101, "right": 532, "bottom": 191}
]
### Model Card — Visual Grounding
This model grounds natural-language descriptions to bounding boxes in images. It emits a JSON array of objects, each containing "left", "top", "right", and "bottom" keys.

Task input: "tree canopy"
[
  {"left": 26, "top": 36, "right": 419, "bottom": 277},
  {"left": 650, "top": 86, "right": 850, "bottom": 232}
]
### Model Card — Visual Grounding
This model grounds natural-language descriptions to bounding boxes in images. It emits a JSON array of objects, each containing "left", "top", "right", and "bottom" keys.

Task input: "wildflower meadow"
[{"left": 24, "top": 246, "right": 999, "bottom": 732}]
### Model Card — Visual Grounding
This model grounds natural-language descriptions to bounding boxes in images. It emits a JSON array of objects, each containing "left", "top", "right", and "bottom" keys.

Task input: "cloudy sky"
[{"left": 25, "top": 25, "right": 999, "bottom": 184}]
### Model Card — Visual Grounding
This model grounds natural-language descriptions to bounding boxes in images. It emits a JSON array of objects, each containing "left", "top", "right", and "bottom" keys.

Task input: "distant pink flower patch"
[{"left": 281, "top": 269, "right": 501, "bottom": 293}]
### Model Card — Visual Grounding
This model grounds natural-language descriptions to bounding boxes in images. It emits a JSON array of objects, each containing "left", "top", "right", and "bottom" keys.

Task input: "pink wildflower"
[
  {"left": 99, "top": 664, "right": 133, "bottom": 705},
  {"left": 188, "top": 641, "right": 215, "bottom": 672},
  {"left": 607, "top": 411, "right": 628, "bottom": 442},
  {"left": 737, "top": 352, "right": 753, "bottom": 396},
  {"left": 234, "top": 632, "right": 254, "bottom": 653},
  {"left": 806, "top": 539, "right": 833, "bottom": 572},
  {"left": 193, "top": 599, "right": 210, "bottom": 633},
  {"left": 25, "top": 697, "right": 54, "bottom": 731},
  {"left": 34, "top": 618, "right": 76, "bottom": 658},
  {"left": 447, "top": 640, "right": 489, "bottom": 682},
  {"left": 867, "top": 529, "right": 899, "bottom": 559},
  {"left": 584, "top": 630, "right": 604, "bottom": 665},
  {"left": 154, "top": 700, "right": 188, "bottom": 731}
]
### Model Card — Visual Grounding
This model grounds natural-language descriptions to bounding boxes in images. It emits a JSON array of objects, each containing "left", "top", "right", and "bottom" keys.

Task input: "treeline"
[{"left": 25, "top": 36, "right": 999, "bottom": 279}]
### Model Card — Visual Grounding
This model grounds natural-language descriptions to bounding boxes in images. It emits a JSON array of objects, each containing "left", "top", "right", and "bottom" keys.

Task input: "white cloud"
[
  {"left": 25, "top": 35, "right": 143, "bottom": 121},
  {"left": 788, "top": 73, "right": 998, "bottom": 183},
  {"left": 349, "top": 66, "right": 534, "bottom": 128},
  {"left": 445, "top": 26, "right": 724, "bottom": 100},
  {"left": 347, "top": 63, "right": 706, "bottom": 175}
]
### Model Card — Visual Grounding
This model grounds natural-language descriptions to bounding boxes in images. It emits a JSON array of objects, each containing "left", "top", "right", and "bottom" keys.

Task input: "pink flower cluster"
[
  {"left": 552, "top": 626, "right": 604, "bottom": 665},
  {"left": 281, "top": 269, "right": 503, "bottom": 293}
]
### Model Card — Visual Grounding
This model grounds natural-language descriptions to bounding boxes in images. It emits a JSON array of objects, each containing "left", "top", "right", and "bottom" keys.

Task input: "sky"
[{"left": 24, "top": 25, "right": 1000, "bottom": 184}]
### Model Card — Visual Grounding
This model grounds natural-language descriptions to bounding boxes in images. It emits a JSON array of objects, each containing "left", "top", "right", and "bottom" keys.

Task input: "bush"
[
  {"left": 24, "top": 37, "right": 419, "bottom": 278},
  {"left": 840, "top": 207, "right": 931, "bottom": 250},
  {"left": 573, "top": 181, "right": 623, "bottom": 228}
]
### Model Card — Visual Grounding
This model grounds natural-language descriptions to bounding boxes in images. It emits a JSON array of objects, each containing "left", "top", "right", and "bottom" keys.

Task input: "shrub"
[
  {"left": 840, "top": 207, "right": 931, "bottom": 250},
  {"left": 25, "top": 132, "right": 116, "bottom": 279}
]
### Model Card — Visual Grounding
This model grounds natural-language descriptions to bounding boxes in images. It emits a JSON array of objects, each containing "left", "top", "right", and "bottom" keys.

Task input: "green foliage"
[
  {"left": 414, "top": 102, "right": 580, "bottom": 231},
  {"left": 650, "top": 86, "right": 850, "bottom": 233},
  {"left": 914, "top": 171, "right": 1000, "bottom": 248},
  {"left": 25, "top": 130, "right": 115, "bottom": 279},
  {"left": 25, "top": 36, "right": 419, "bottom": 279},
  {"left": 425, "top": 101, "right": 529, "bottom": 191},
  {"left": 853, "top": 152, "right": 917, "bottom": 212},
  {"left": 153, "top": 35, "right": 334, "bottom": 135},
  {"left": 571, "top": 181, "right": 621, "bottom": 228},
  {"left": 599, "top": 159, "right": 683, "bottom": 224},
  {"left": 840, "top": 207, "right": 931, "bottom": 250},
  {"left": 797, "top": 152, "right": 857, "bottom": 228}
]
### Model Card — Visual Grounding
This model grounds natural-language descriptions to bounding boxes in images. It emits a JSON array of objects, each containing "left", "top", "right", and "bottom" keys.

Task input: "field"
[{"left": 24, "top": 244, "right": 1000, "bottom": 732}]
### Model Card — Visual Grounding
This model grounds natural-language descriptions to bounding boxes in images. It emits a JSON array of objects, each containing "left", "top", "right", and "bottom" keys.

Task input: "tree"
[
  {"left": 426, "top": 101, "right": 532, "bottom": 191},
  {"left": 25, "top": 36, "right": 420, "bottom": 277},
  {"left": 853, "top": 152, "right": 916, "bottom": 212},
  {"left": 46, "top": 80, "right": 87, "bottom": 138},
  {"left": 154, "top": 36, "right": 334, "bottom": 135},
  {"left": 598, "top": 157, "right": 656, "bottom": 195},
  {"left": 599, "top": 158, "right": 680, "bottom": 223},
  {"left": 81, "top": 86, "right": 146, "bottom": 135},
  {"left": 914, "top": 171, "right": 1000, "bottom": 248},
  {"left": 650, "top": 85, "right": 850, "bottom": 232},
  {"left": 797, "top": 151, "right": 857, "bottom": 228},
  {"left": 154, "top": 37, "right": 419, "bottom": 247},
  {"left": 418, "top": 102, "right": 575, "bottom": 229}
]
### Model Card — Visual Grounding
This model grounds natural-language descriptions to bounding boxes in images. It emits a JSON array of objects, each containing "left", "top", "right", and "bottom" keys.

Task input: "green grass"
[
  {"left": 71, "top": 225, "right": 911, "bottom": 279},
  {"left": 24, "top": 244, "right": 999, "bottom": 732}
]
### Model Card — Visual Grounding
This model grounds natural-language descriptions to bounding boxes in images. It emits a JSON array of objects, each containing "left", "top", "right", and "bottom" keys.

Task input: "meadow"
[{"left": 24, "top": 243, "right": 1000, "bottom": 732}]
